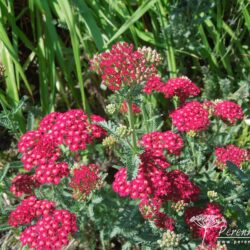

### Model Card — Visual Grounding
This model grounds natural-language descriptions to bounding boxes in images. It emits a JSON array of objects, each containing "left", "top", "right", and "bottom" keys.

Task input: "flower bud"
[
  {"left": 116, "top": 124, "right": 128, "bottom": 138},
  {"left": 102, "top": 135, "right": 117, "bottom": 148},
  {"left": 157, "top": 230, "right": 182, "bottom": 248},
  {"left": 0, "top": 62, "right": 5, "bottom": 78},
  {"left": 171, "top": 200, "right": 186, "bottom": 213},
  {"left": 207, "top": 190, "right": 218, "bottom": 200},
  {"left": 106, "top": 104, "right": 116, "bottom": 115},
  {"left": 138, "top": 46, "right": 162, "bottom": 66},
  {"left": 187, "top": 130, "right": 196, "bottom": 137}
]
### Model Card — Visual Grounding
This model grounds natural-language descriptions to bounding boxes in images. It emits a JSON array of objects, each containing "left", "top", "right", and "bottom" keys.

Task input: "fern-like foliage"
[
  {"left": 0, "top": 97, "right": 27, "bottom": 137},
  {"left": 96, "top": 120, "right": 144, "bottom": 181},
  {"left": 111, "top": 205, "right": 160, "bottom": 247}
]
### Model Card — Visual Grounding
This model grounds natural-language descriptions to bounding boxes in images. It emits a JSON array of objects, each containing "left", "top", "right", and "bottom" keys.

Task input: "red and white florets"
[
  {"left": 112, "top": 163, "right": 171, "bottom": 200},
  {"left": 18, "top": 132, "right": 61, "bottom": 170},
  {"left": 171, "top": 101, "right": 210, "bottom": 132},
  {"left": 139, "top": 131, "right": 184, "bottom": 157},
  {"left": 162, "top": 76, "right": 200, "bottom": 102},
  {"left": 215, "top": 145, "right": 249, "bottom": 168},
  {"left": 70, "top": 164, "right": 102, "bottom": 200},
  {"left": 166, "top": 170, "right": 200, "bottom": 202},
  {"left": 20, "top": 209, "right": 77, "bottom": 250},
  {"left": 38, "top": 112, "right": 63, "bottom": 134},
  {"left": 8, "top": 196, "right": 55, "bottom": 227},
  {"left": 17, "top": 109, "right": 106, "bottom": 185},
  {"left": 139, "top": 197, "right": 162, "bottom": 219},
  {"left": 51, "top": 109, "right": 105, "bottom": 151},
  {"left": 143, "top": 76, "right": 165, "bottom": 94},
  {"left": 90, "top": 42, "right": 158, "bottom": 91},
  {"left": 214, "top": 100, "right": 243, "bottom": 124},
  {"left": 34, "top": 162, "right": 69, "bottom": 185},
  {"left": 10, "top": 174, "right": 40, "bottom": 197}
]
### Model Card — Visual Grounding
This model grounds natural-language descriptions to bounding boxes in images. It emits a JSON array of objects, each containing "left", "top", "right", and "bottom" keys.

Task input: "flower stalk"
[{"left": 127, "top": 99, "right": 137, "bottom": 150}]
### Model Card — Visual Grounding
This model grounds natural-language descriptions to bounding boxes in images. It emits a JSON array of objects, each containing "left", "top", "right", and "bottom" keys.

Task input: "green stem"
[
  {"left": 157, "top": 0, "right": 177, "bottom": 77},
  {"left": 127, "top": 99, "right": 137, "bottom": 150},
  {"left": 187, "top": 135, "right": 197, "bottom": 171}
]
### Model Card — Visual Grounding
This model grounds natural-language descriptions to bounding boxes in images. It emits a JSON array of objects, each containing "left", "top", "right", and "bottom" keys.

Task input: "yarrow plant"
[{"left": 8, "top": 42, "right": 249, "bottom": 250}]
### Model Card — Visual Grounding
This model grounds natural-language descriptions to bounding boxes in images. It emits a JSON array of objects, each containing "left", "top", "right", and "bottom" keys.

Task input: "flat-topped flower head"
[
  {"left": 139, "top": 131, "right": 184, "bottom": 157},
  {"left": 20, "top": 209, "right": 77, "bottom": 250},
  {"left": 171, "top": 101, "right": 210, "bottom": 132},
  {"left": 90, "top": 42, "right": 158, "bottom": 91},
  {"left": 10, "top": 174, "right": 40, "bottom": 197},
  {"left": 143, "top": 76, "right": 165, "bottom": 94},
  {"left": 166, "top": 170, "right": 200, "bottom": 202},
  {"left": 52, "top": 110, "right": 106, "bottom": 151},
  {"left": 214, "top": 100, "right": 243, "bottom": 124},
  {"left": 18, "top": 132, "right": 61, "bottom": 170},
  {"left": 70, "top": 164, "right": 102, "bottom": 200},
  {"left": 215, "top": 145, "right": 249, "bottom": 169},
  {"left": 38, "top": 112, "right": 63, "bottom": 134},
  {"left": 161, "top": 76, "right": 200, "bottom": 102},
  {"left": 185, "top": 203, "right": 227, "bottom": 247},
  {"left": 112, "top": 162, "right": 171, "bottom": 200},
  {"left": 139, "top": 197, "right": 162, "bottom": 219},
  {"left": 34, "top": 162, "right": 69, "bottom": 184},
  {"left": 8, "top": 196, "right": 55, "bottom": 227}
]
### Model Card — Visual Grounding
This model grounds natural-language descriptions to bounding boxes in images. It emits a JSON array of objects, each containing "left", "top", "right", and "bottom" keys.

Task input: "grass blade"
[{"left": 107, "top": 0, "right": 157, "bottom": 46}]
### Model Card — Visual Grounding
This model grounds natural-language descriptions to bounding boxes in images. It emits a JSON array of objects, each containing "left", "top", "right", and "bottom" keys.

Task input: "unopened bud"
[
  {"left": 207, "top": 190, "right": 218, "bottom": 200},
  {"left": 106, "top": 104, "right": 116, "bottom": 115},
  {"left": 102, "top": 135, "right": 117, "bottom": 148},
  {"left": 187, "top": 130, "right": 196, "bottom": 138},
  {"left": 0, "top": 63, "right": 5, "bottom": 78},
  {"left": 171, "top": 200, "right": 186, "bottom": 213},
  {"left": 116, "top": 124, "right": 128, "bottom": 138},
  {"left": 157, "top": 230, "right": 182, "bottom": 248},
  {"left": 138, "top": 46, "right": 162, "bottom": 66}
]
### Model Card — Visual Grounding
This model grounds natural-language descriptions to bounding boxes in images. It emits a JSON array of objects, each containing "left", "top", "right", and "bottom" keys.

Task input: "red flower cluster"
[
  {"left": 10, "top": 174, "right": 40, "bottom": 197},
  {"left": 153, "top": 212, "right": 175, "bottom": 231},
  {"left": 197, "top": 243, "right": 227, "bottom": 250},
  {"left": 8, "top": 196, "right": 55, "bottom": 227},
  {"left": 17, "top": 110, "right": 106, "bottom": 186},
  {"left": 214, "top": 100, "right": 243, "bottom": 124},
  {"left": 171, "top": 101, "right": 210, "bottom": 132},
  {"left": 185, "top": 203, "right": 227, "bottom": 246},
  {"left": 34, "top": 162, "right": 69, "bottom": 184},
  {"left": 9, "top": 196, "right": 77, "bottom": 250},
  {"left": 38, "top": 112, "right": 62, "bottom": 133},
  {"left": 51, "top": 110, "right": 106, "bottom": 151},
  {"left": 70, "top": 164, "right": 102, "bottom": 200},
  {"left": 139, "top": 197, "right": 162, "bottom": 219},
  {"left": 166, "top": 170, "right": 200, "bottom": 202},
  {"left": 18, "top": 132, "right": 61, "bottom": 170},
  {"left": 113, "top": 154, "right": 200, "bottom": 230},
  {"left": 139, "top": 131, "right": 184, "bottom": 156},
  {"left": 112, "top": 164, "right": 170, "bottom": 199},
  {"left": 138, "top": 198, "right": 174, "bottom": 230},
  {"left": 143, "top": 76, "right": 200, "bottom": 103},
  {"left": 120, "top": 101, "right": 141, "bottom": 114},
  {"left": 143, "top": 76, "right": 165, "bottom": 94},
  {"left": 20, "top": 209, "right": 77, "bottom": 250},
  {"left": 215, "top": 145, "right": 249, "bottom": 168},
  {"left": 90, "top": 42, "right": 158, "bottom": 91},
  {"left": 162, "top": 76, "right": 200, "bottom": 102}
]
